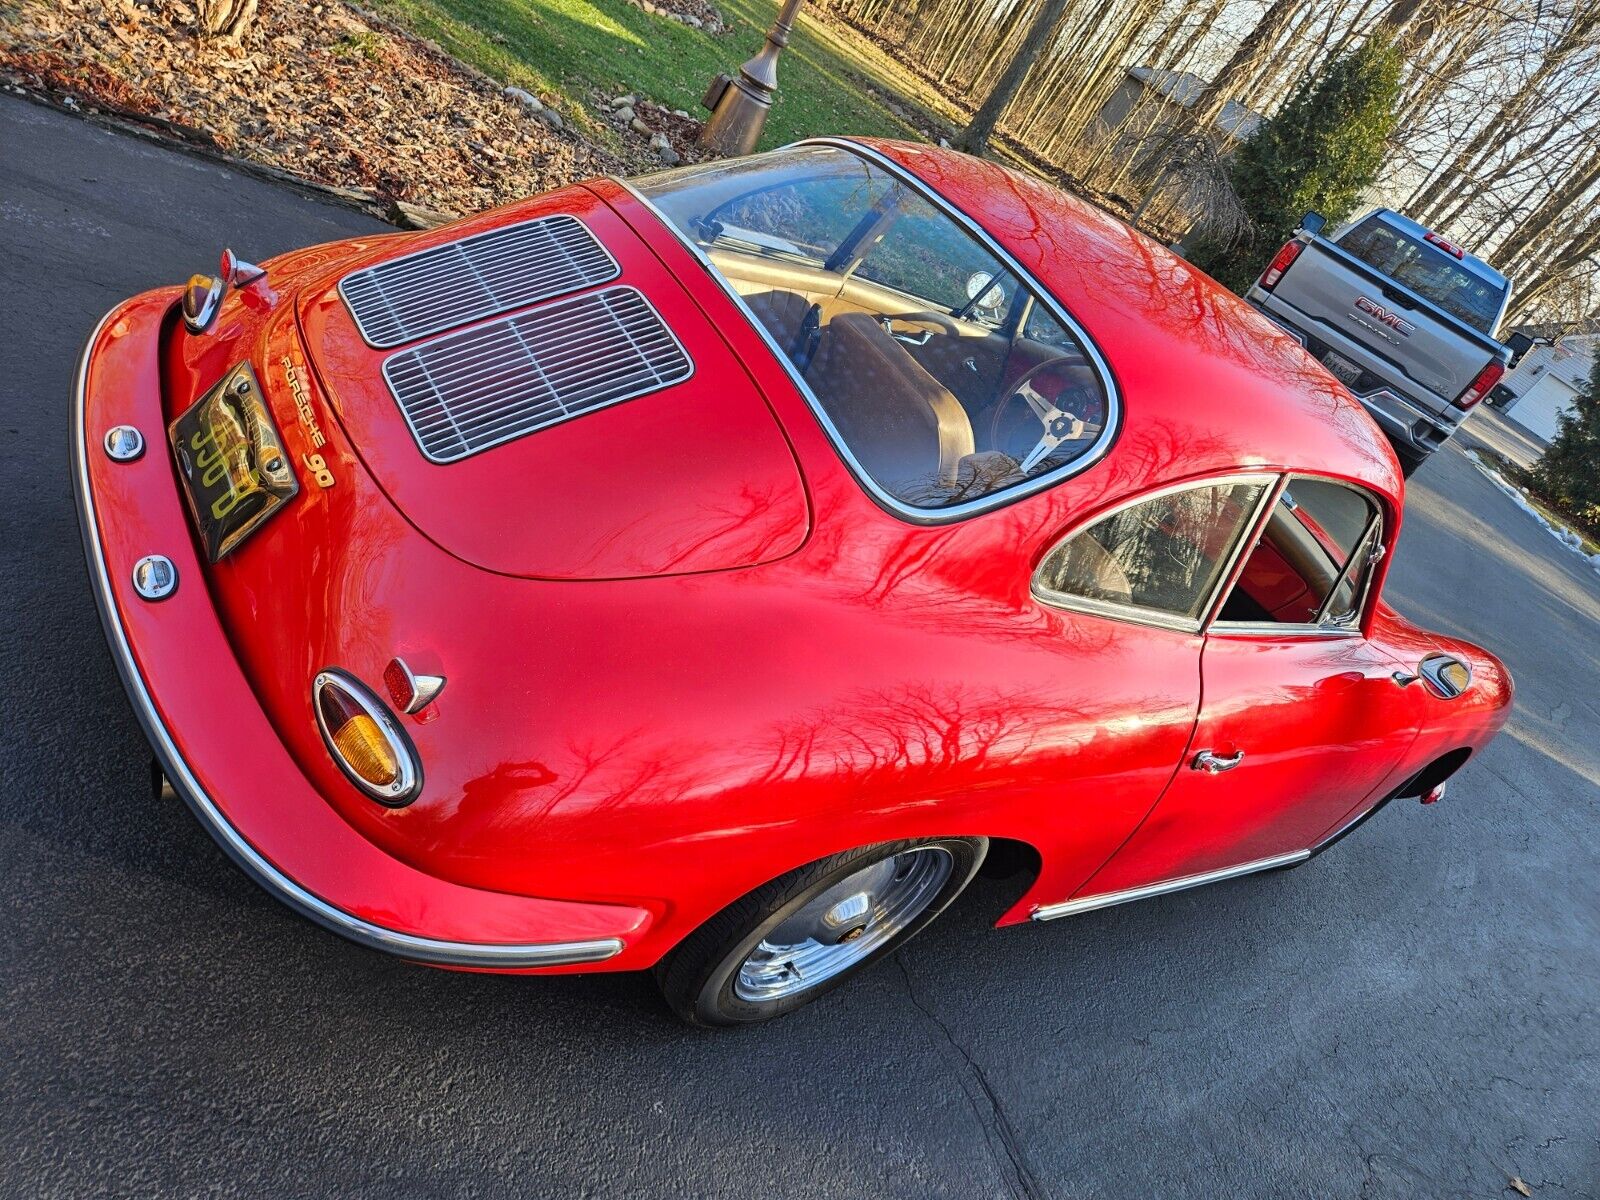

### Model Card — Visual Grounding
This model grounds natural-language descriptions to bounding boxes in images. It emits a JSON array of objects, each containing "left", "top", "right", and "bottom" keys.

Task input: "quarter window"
[
  {"left": 1216, "top": 478, "right": 1382, "bottom": 627},
  {"left": 1034, "top": 481, "right": 1268, "bottom": 623}
]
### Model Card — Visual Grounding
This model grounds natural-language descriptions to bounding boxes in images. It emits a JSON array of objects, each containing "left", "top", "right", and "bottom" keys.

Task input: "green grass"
[{"left": 369, "top": 0, "right": 950, "bottom": 151}]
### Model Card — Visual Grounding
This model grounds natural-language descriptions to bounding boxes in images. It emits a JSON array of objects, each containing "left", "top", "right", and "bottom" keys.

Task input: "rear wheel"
[{"left": 655, "top": 838, "right": 986, "bottom": 1027}]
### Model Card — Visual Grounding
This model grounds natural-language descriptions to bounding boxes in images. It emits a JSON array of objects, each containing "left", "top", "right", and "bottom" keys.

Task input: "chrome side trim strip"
[
  {"left": 70, "top": 304, "right": 624, "bottom": 969},
  {"left": 611, "top": 138, "right": 1122, "bottom": 525},
  {"left": 1030, "top": 849, "right": 1309, "bottom": 921}
]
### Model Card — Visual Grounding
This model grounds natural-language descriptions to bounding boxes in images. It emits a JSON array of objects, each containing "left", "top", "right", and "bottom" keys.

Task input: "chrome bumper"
[{"left": 71, "top": 304, "right": 622, "bottom": 970}]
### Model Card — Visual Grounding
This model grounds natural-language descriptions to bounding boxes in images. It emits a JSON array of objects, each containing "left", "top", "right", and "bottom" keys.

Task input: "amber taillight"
[{"left": 312, "top": 671, "right": 422, "bottom": 806}]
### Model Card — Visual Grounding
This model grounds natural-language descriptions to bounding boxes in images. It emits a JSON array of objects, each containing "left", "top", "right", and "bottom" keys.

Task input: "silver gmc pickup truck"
[{"left": 1245, "top": 208, "right": 1529, "bottom": 475}]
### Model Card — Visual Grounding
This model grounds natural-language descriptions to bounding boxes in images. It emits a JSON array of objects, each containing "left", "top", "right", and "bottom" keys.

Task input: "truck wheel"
[
  {"left": 1394, "top": 445, "right": 1428, "bottom": 478},
  {"left": 655, "top": 838, "right": 986, "bottom": 1027}
]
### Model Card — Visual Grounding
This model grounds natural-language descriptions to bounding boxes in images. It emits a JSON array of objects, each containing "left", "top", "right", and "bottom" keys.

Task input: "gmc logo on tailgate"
[{"left": 1352, "top": 296, "right": 1416, "bottom": 336}]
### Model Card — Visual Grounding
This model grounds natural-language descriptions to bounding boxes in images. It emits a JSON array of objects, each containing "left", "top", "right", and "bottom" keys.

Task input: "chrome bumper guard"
[{"left": 71, "top": 304, "right": 622, "bottom": 970}]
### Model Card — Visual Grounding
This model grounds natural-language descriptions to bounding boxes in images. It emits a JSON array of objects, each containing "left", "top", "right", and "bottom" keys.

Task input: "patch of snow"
[{"left": 1464, "top": 449, "right": 1600, "bottom": 579}]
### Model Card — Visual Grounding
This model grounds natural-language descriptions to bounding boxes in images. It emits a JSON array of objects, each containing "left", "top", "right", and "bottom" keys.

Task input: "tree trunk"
[
  {"left": 1186, "top": 0, "right": 1304, "bottom": 134},
  {"left": 1494, "top": 146, "right": 1600, "bottom": 269},
  {"left": 195, "top": 0, "right": 259, "bottom": 39},
  {"left": 1409, "top": 4, "right": 1600, "bottom": 220},
  {"left": 956, "top": 0, "right": 1074, "bottom": 154}
]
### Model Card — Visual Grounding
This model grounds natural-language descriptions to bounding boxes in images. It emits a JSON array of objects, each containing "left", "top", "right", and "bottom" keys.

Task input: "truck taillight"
[
  {"left": 1453, "top": 360, "right": 1505, "bottom": 411},
  {"left": 1259, "top": 241, "right": 1304, "bottom": 291}
]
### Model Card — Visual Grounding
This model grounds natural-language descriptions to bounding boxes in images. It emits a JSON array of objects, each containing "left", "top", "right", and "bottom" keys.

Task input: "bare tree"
[
  {"left": 195, "top": 0, "right": 259, "bottom": 40},
  {"left": 956, "top": 0, "right": 1075, "bottom": 155}
]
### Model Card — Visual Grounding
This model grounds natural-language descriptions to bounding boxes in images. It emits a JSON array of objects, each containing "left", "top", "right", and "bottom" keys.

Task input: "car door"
[{"left": 1076, "top": 476, "right": 1426, "bottom": 896}]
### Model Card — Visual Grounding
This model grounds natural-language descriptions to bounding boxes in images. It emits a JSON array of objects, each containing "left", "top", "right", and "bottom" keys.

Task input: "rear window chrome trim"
[{"left": 613, "top": 139, "right": 1122, "bottom": 525}]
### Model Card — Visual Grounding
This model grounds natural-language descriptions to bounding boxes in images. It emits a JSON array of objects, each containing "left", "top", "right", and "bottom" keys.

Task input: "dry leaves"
[{"left": 0, "top": 0, "right": 653, "bottom": 218}]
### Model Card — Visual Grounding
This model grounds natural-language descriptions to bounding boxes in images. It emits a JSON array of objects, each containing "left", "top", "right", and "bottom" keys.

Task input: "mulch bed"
[{"left": 0, "top": 0, "right": 704, "bottom": 222}]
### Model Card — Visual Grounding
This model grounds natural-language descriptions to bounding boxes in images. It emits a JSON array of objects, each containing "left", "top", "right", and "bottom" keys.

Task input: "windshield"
[
  {"left": 633, "top": 145, "right": 1113, "bottom": 513},
  {"left": 1336, "top": 216, "right": 1507, "bottom": 334}
]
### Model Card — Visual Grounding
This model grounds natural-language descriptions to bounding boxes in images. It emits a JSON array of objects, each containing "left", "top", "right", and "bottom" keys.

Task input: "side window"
[
  {"left": 1217, "top": 478, "right": 1382, "bottom": 627},
  {"left": 1034, "top": 481, "right": 1268, "bottom": 623}
]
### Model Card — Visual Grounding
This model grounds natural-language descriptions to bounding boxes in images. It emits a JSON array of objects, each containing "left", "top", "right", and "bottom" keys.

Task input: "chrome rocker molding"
[
  {"left": 1031, "top": 850, "right": 1310, "bottom": 921},
  {"left": 70, "top": 304, "right": 623, "bottom": 970}
]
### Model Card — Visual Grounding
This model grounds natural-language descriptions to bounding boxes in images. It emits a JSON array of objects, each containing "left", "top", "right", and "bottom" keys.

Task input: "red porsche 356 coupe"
[{"left": 74, "top": 139, "right": 1510, "bottom": 1025}]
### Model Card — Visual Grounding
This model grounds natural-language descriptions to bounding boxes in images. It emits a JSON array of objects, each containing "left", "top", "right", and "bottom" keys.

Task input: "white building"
[{"left": 1496, "top": 324, "right": 1597, "bottom": 444}]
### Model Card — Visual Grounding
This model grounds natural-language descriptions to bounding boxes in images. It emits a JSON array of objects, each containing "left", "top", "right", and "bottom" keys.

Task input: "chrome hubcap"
[{"left": 734, "top": 847, "right": 953, "bottom": 1002}]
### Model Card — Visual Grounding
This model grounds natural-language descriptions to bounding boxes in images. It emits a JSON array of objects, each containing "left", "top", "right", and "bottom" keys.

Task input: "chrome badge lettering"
[
  {"left": 281, "top": 355, "right": 335, "bottom": 487},
  {"left": 1352, "top": 296, "right": 1415, "bottom": 337}
]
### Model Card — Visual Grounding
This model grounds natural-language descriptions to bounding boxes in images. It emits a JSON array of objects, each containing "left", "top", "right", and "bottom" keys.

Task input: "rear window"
[
  {"left": 633, "top": 146, "right": 1114, "bottom": 514},
  {"left": 1336, "top": 217, "right": 1506, "bottom": 334}
]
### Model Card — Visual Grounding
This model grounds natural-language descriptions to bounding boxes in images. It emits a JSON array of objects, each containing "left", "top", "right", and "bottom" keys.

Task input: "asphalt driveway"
[{"left": 2, "top": 93, "right": 1595, "bottom": 1199}]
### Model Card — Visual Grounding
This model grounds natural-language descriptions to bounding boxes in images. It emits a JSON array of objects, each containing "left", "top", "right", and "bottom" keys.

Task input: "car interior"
[
  {"left": 713, "top": 245, "right": 1110, "bottom": 506},
  {"left": 1038, "top": 477, "right": 1383, "bottom": 629},
  {"left": 640, "top": 149, "right": 1111, "bottom": 509}
]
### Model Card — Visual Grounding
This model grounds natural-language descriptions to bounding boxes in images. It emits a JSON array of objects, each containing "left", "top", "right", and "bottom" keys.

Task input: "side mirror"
[
  {"left": 1504, "top": 331, "right": 1534, "bottom": 366},
  {"left": 1299, "top": 211, "right": 1327, "bottom": 238}
]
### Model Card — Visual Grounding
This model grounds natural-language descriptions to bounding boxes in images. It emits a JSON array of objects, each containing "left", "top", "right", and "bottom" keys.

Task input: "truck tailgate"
[{"left": 1272, "top": 246, "right": 1500, "bottom": 418}]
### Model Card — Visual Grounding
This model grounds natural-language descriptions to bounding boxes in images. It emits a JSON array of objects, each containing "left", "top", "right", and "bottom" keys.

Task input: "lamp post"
[{"left": 697, "top": 0, "right": 805, "bottom": 156}]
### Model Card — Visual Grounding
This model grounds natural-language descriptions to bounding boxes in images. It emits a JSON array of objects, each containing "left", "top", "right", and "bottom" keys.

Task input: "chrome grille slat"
[
  {"left": 339, "top": 215, "right": 620, "bottom": 347},
  {"left": 383, "top": 287, "right": 694, "bottom": 463}
]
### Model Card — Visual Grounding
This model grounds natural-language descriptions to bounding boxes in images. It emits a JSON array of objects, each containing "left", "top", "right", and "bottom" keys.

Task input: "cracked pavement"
[{"left": 2, "top": 93, "right": 1596, "bottom": 1198}]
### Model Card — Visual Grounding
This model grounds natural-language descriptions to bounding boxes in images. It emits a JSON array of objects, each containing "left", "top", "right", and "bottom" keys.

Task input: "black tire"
[
  {"left": 654, "top": 837, "right": 987, "bottom": 1028},
  {"left": 1393, "top": 444, "right": 1428, "bottom": 478}
]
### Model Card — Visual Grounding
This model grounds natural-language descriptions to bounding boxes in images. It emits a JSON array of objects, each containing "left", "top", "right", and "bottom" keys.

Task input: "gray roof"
[{"left": 1126, "top": 66, "right": 1264, "bottom": 139}]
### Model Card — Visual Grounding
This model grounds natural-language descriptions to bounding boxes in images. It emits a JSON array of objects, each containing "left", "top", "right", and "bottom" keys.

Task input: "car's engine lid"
[{"left": 293, "top": 186, "right": 810, "bottom": 580}]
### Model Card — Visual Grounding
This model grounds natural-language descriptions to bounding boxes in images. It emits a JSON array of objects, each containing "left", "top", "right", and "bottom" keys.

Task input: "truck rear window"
[{"left": 1336, "top": 217, "right": 1506, "bottom": 334}]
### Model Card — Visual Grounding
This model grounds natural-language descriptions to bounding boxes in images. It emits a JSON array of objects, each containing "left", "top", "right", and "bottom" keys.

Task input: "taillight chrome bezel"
[{"left": 312, "top": 669, "right": 422, "bottom": 806}]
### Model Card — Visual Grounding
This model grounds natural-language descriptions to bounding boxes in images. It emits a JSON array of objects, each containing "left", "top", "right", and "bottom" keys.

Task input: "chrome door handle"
[{"left": 1192, "top": 749, "right": 1244, "bottom": 774}]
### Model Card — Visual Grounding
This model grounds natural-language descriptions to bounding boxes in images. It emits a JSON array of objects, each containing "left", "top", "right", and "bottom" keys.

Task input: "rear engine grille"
[
  {"left": 383, "top": 286, "right": 694, "bottom": 463},
  {"left": 338, "top": 215, "right": 619, "bottom": 347}
]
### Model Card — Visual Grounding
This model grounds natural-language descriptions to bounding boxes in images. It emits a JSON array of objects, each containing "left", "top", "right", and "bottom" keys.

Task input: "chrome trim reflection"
[
  {"left": 613, "top": 138, "right": 1123, "bottom": 525},
  {"left": 70, "top": 303, "right": 623, "bottom": 969},
  {"left": 104, "top": 425, "right": 146, "bottom": 462},
  {"left": 1031, "top": 850, "right": 1309, "bottom": 921}
]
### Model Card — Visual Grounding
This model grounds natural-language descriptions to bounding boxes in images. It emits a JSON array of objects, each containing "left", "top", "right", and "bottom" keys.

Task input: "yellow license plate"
[{"left": 169, "top": 363, "right": 299, "bottom": 561}]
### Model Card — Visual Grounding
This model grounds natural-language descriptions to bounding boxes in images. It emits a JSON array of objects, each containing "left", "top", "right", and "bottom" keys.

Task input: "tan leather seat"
[
  {"left": 741, "top": 289, "right": 815, "bottom": 360},
  {"left": 804, "top": 312, "right": 975, "bottom": 503}
]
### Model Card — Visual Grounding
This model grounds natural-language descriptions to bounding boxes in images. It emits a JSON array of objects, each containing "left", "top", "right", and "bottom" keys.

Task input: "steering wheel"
[
  {"left": 988, "top": 357, "right": 1102, "bottom": 474},
  {"left": 791, "top": 303, "right": 823, "bottom": 373}
]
